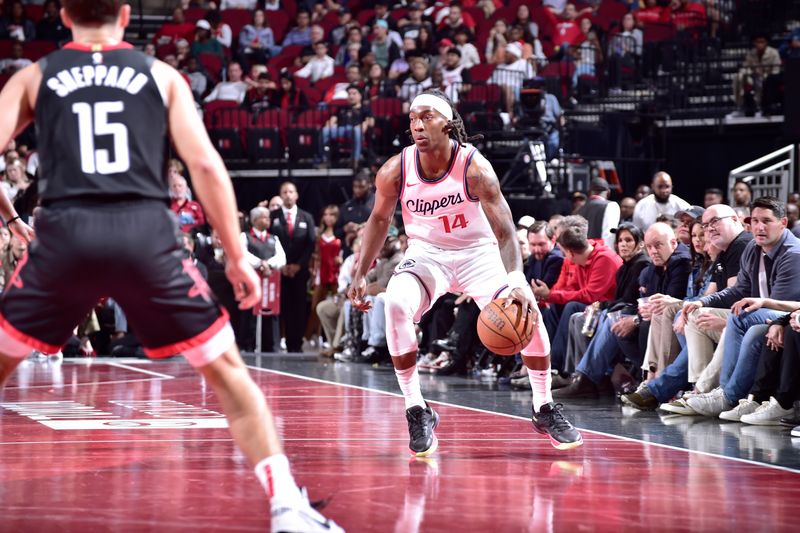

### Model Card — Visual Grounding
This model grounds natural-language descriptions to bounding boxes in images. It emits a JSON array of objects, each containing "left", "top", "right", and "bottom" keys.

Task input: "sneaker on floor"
[
  {"left": 553, "top": 373, "right": 599, "bottom": 399},
  {"left": 686, "top": 387, "right": 731, "bottom": 417},
  {"left": 620, "top": 384, "right": 658, "bottom": 411},
  {"left": 333, "top": 348, "right": 355, "bottom": 362},
  {"left": 551, "top": 373, "right": 573, "bottom": 390},
  {"left": 531, "top": 402, "right": 583, "bottom": 450},
  {"left": 719, "top": 395, "right": 759, "bottom": 422},
  {"left": 740, "top": 397, "right": 794, "bottom": 426},
  {"left": 792, "top": 426, "right": 800, "bottom": 438},
  {"left": 270, "top": 488, "right": 344, "bottom": 533},
  {"left": 659, "top": 398, "right": 699, "bottom": 416},
  {"left": 405, "top": 404, "right": 440, "bottom": 457}
]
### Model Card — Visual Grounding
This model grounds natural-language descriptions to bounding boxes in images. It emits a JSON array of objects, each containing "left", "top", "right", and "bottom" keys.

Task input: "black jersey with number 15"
[{"left": 35, "top": 43, "right": 169, "bottom": 204}]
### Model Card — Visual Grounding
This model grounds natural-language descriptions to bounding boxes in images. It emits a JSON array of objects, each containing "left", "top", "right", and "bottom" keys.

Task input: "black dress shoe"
[
  {"left": 553, "top": 373, "right": 599, "bottom": 399},
  {"left": 552, "top": 373, "right": 574, "bottom": 390},
  {"left": 780, "top": 401, "right": 800, "bottom": 427}
]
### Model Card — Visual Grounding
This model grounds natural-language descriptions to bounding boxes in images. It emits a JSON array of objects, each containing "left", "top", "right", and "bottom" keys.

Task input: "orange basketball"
[{"left": 477, "top": 298, "right": 535, "bottom": 356}]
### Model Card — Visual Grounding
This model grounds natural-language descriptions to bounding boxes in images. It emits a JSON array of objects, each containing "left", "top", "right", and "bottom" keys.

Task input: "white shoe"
[
  {"left": 685, "top": 387, "right": 731, "bottom": 417},
  {"left": 719, "top": 395, "right": 760, "bottom": 421},
  {"left": 271, "top": 489, "right": 344, "bottom": 533},
  {"left": 739, "top": 397, "right": 793, "bottom": 426},
  {"left": 659, "top": 398, "right": 699, "bottom": 416},
  {"left": 792, "top": 426, "right": 800, "bottom": 438}
]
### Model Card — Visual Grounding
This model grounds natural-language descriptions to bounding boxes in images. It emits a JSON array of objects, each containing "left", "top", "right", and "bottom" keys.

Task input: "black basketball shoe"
[
  {"left": 405, "top": 403, "right": 440, "bottom": 457},
  {"left": 531, "top": 402, "right": 583, "bottom": 450}
]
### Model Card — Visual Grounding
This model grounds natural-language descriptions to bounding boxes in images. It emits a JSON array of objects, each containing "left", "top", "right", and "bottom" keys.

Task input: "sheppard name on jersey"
[
  {"left": 47, "top": 65, "right": 148, "bottom": 98},
  {"left": 405, "top": 192, "right": 465, "bottom": 216}
]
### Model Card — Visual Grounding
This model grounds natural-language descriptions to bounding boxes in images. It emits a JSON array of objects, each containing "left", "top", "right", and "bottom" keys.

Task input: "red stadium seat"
[
  {"left": 356, "top": 9, "right": 376, "bottom": 27},
  {"left": 24, "top": 4, "right": 43, "bottom": 22},
  {"left": 643, "top": 22, "right": 676, "bottom": 43},
  {"left": 469, "top": 63, "right": 496, "bottom": 83},
  {"left": 248, "top": 110, "right": 289, "bottom": 162},
  {"left": 198, "top": 52, "right": 224, "bottom": 84},
  {"left": 206, "top": 108, "right": 251, "bottom": 159},
  {"left": 460, "top": 83, "right": 502, "bottom": 113},
  {"left": 266, "top": 11, "right": 290, "bottom": 44},
  {"left": 183, "top": 7, "right": 205, "bottom": 23},
  {"left": 22, "top": 40, "right": 56, "bottom": 61},
  {"left": 221, "top": 9, "right": 253, "bottom": 39}
]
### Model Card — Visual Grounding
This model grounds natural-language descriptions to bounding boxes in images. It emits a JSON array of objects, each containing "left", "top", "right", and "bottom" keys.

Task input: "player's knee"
[{"left": 384, "top": 289, "right": 413, "bottom": 323}]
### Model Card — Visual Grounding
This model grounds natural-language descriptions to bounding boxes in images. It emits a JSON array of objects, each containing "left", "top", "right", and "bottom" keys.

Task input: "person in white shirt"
[
  {"left": 490, "top": 42, "right": 534, "bottom": 120},
  {"left": 453, "top": 28, "right": 480, "bottom": 69},
  {"left": 295, "top": 41, "right": 335, "bottom": 83},
  {"left": 632, "top": 171, "right": 691, "bottom": 232},
  {"left": 204, "top": 61, "right": 248, "bottom": 103},
  {"left": 0, "top": 42, "right": 33, "bottom": 75},
  {"left": 220, "top": 0, "right": 257, "bottom": 9}
]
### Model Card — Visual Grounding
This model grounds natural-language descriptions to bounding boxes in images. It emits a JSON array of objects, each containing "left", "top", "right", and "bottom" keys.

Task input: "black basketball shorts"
[{"left": 0, "top": 200, "right": 234, "bottom": 366}]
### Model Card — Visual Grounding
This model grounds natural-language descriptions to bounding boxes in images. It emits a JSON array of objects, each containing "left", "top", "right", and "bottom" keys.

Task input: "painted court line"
[
  {"left": 105, "top": 361, "right": 176, "bottom": 379},
  {"left": 248, "top": 365, "right": 800, "bottom": 476}
]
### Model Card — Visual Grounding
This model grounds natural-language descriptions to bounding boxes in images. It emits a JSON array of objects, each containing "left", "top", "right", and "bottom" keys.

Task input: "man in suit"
[
  {"left": 576, "top": 177, "right": 620, "bottom": 249},
  {"left": 270, "top": 182, "right": 316, "bottom": 352}
]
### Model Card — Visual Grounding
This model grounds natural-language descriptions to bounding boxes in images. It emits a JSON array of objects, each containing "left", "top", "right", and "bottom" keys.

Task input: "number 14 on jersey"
[{"left": 438, "top": 214, "right": 469, "bottom": 233}]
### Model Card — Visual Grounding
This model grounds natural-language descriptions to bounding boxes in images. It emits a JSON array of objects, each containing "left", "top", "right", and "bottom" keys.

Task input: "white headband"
[{"left": 410, "top": 94, "right": 453, "bottom": 121}]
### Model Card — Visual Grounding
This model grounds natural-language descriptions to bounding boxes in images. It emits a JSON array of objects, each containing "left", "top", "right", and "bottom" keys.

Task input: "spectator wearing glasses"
[
  {"left": 622, "top": 205, "right": 752, "bottom": 411},
  {"left": 684, "top": 197, "right": 800, "bottom": 418}
]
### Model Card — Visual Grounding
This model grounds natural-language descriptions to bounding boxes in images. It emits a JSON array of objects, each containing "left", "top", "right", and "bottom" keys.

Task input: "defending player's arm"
[
  {"left": 155, "top": 60, "right": 259, "bottom": 309},
  {"left": 0, "top": 63, "right": 39, "bottom": 243},
  {"left": 347, "top": 154, "right": 401, "bottom": 311},
  {"left": 467, "top": 151, "right": 536, "bottom": 313}
]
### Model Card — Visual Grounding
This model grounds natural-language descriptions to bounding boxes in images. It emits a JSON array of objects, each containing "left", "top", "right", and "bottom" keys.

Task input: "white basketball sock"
[
  {"left": 527, "top": 368, "right": 553, "bottom": 412},
  {"left": 395, "top": 365, "right": 426, "bottom": 409},
  {"left": 254, "top": 453, "right": 303, "bottom": 507}
]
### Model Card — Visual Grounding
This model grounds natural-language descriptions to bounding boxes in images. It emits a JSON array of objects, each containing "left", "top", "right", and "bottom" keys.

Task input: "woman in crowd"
[{"left": 306, "top": 205, "right": 342, "bottom": 346}]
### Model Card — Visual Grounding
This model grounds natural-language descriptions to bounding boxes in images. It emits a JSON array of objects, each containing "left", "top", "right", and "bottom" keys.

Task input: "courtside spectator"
[
  {"left": 168, "top": 160, "right": 206, "bottom": 234},
  {"left": 0, "top": 42, "right": 32, "bottom": 75},
  {"left": 204, "top": 61, "right": 248, "bottom": 103},
  {"left": 577, "top": 178, "right": 620, "bottom": 249}
]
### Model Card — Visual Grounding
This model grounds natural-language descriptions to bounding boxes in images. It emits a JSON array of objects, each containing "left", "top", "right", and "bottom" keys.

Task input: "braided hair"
[{"left": 407, "top": 88, "right": 484, "bottom": 147}]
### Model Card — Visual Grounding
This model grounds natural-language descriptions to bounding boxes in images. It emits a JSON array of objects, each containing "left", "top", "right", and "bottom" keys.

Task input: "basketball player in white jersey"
[{"left": 349, "top": 89, "right": 582, "bottom": 455}]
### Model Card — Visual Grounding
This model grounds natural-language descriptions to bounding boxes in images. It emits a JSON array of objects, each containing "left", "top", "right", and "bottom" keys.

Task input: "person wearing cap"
[
  {"left": 349, "top": 88, "right": 584, "bottom": 453},
  {"left": 191, "top": 18, "right": 223, "bottom": 59},
  {"left": 674, "top": 205, "right": 705, "bottom": 246},
  {"left": 632, "top": 171, "right": 690, "bottom": 233},
  {"left": 517, "top": 215, "right": 536, "bottom": 230},
  {"left": 490, "top": 40, "right": 535, "bottom": 121},
  {"left": 319, "top": 84, "right": 374, "bottom": 166},
  {"left": 371, "top": 19, "right": 401, "bottom": 70},
  {"left": 577, "top": 177, "right": 620, "bottom": 249},
  {"left": 570, "top": 191, "right": 586, "bottom": 213}
]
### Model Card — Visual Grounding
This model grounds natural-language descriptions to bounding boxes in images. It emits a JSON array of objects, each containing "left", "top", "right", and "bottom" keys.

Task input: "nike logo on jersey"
[{"left": 406, "top": 182, "right": 419, "bottom": 187}]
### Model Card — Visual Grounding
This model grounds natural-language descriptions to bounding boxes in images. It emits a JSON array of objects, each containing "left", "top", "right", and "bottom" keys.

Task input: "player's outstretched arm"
[
  {"left": 347, "top": 154, "right": 401, "bottom": 311},
  {"left": 0, "top": 63, "right": 39, "bottom": 243},
  {"left": 468, "top": 151, "right": 535, "bottom": 312},
  {"left": 156, "top": 60, "right": 259, "bottom": 309}
]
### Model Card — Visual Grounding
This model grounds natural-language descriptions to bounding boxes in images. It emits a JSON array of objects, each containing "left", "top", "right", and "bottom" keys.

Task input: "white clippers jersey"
[{"left": 400, "top": 140, "right": 497, "bottom": 250}]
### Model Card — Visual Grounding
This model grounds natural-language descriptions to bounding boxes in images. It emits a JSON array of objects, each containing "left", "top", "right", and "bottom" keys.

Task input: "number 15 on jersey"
[{"left": 72, "top": 101, "right": 131, "bottom": 175}]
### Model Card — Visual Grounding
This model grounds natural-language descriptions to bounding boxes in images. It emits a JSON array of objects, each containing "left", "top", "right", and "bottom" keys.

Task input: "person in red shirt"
[
  {"left": 541, "top": 3, "right": 593, "bottom": 54},
  {"left": 153, "top": 7, "right": 196, "bottom": 46},
  {"left": 634, "top": 0, "right": 671, "bottom": 27},
  {"left": 533, "top": 215, "right": 623, "bottom": 345},
  {"left": 168, "top": 159, "right": 207, "bottom": 233},
  {"left": 669, "top": 0, "right": 707, "bottom": 33},
  {"left": 305, "top": 205, "right": 342, "bottom": 343}
]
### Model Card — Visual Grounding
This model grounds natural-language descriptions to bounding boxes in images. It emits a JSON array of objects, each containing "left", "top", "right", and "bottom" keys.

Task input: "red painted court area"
[{"left": 0, "top": 359, "right": 797, "bottom": 532}]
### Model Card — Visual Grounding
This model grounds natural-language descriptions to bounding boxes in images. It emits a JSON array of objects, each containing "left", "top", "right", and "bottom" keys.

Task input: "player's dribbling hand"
[
  {"left": 9, "top": 218, "right": 34, "bottom": 244},
  {"left": 505, "top": 287, "right": 538, "bottom": 327},
  {"left": 225, "top": 257, "right": 261, "bottom": 310},
  {"left": 347, "top": 275, "right": 373, "bottom": 312}
]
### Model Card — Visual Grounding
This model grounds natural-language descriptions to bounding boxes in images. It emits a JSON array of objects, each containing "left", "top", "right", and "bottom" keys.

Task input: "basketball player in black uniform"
[{"left": 0, "top": 2, "right": 342, "bottom": 532}]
